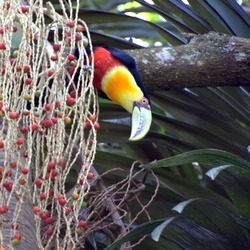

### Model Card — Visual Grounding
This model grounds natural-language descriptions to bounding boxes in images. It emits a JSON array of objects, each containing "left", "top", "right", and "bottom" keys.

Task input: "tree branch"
[{"left": 128, "top": 32, "right": 250, "bottom": 91}]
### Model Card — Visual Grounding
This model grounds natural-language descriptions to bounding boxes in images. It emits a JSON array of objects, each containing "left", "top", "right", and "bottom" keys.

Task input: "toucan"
[{"left": 74, "top": 47, "right": 152, "bottom": 141}]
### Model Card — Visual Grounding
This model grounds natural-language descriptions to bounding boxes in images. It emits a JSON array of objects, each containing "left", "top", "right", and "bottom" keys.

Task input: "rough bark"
[{"left": 128, "top": 32, "right": 250, "bottom": 92}]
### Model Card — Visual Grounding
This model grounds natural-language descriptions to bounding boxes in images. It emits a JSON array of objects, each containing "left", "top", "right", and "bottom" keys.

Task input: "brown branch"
[{"left": 128, "top": 32, "right": 250, "bottom": 91}]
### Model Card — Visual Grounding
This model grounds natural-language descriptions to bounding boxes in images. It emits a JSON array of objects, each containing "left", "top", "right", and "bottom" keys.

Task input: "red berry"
[
  {"left": 94, "top": 122, "right": 100, "bottom": 130},
  {"left": 46, "top": 217, "right": 53, "bottom": 225},
  {"left": 35, "top": 178, "right": 42, "bottom": 187},
  {"left": 9, "top": 112, "right": 19, "bottom": 119},
  {"left": 5, "top": 170, "right": 12, "bottom": 178},
  {"left": 50, "top": 55, "right": 58, "bottom": 61},
  {"left": 69, "top": 91, "right": 76, "bottom": 98},
  {"left": 78, "top": 220, "right": 86, "bottom": 228},
  {"left": 47, "top": 161, "right": 55, "bottom": 170},
  {"left": 48, "top": 69, "right": 55, "bottom": 77},
  {"left": 16, "top": 137, "right": 23, "bottom": 145},
  {"left": 46, "top": 228, "right": 53, "bottom": 237},
  {"left": 67, "top": 54, "right": 75, "bottom": 61},
  {"left": 10, "top": 161, "right": 17, "bottom": 168},
  {"left": 12, "top": 26, "right": 18, "bottom": 32},
  {"left": 52, "top": 169, "right": 59, "bottom": 177},
  {"left": 0, "top": 141, "right": 4, "bottom": 148},
  {"left": 55, "top": 100, "right": 61, "bottom": 108},
  {"left": 45, "top": 103, "right": 51, "bottom": 111},
  {"left": 75, "top": 33, "right": 81, "bottom": 42},
  {"left": 66, "top": 96, "right": 75, "bottom": 106},
  {"left": 23, "top": 64, "right": 30, "bottom": 74},
  {"left": 0, "top": 27, "right": 5, "bottom": 34},
  {"left": 85, "top": 122, "right": 91, "bottom": 129},
  {"left": 11, "top": 223, "right": 19, "bottom": 229},
  {"left": 21, "top": 6, "right": 28, "bottom": 13},
  {"left": 49, "top": 189, "right": 54, "bottom": 197},
  {"left": 32, "top": 123, "right": 39, "bottom": 131},
  {"left": 16, "top": 65, "right": 22, "bottom": 72},
  {"left": 13, "top": 233, "right": 21, "bottom": 240},
  {"left": 51, "top": 117, "right": 58, "bottom": 124},
  {"left": 66, "top": 20, "right": 75, "bottom": 28},
  {"left": 58, "top": 198, "right": 66, "bottom": 206},
  {"left": 25, "top": 77, "right": 32, "bottom": 85},
  {"left": 26, "top": 50, "right": 31, "bottom": 57},
  {"left": 21, "top": 167, "right": 29, "bottom": 175},
  {"left": 39, "top": 192, "right": 46, "bottom": 200},
  {"left": 3, "top": 181, "right": 10, "bottom": 189},
  {"left": 0, "top": 206, "right": 8, "bottom": 214},
  {"left": 0, "top": 42, "right": 6, "bottom": 50},
  {"left": 53, "top": 44, "right": 60, "bottom": 52},
  {"left": 22, "top": 110, "right": 30, "bottom": 116},
  {"left": 87, "top": 172, "right": 94, "bottom": 179},
  {"left": 42, "top": 118, "right": 53, "bottom": 128},
  {"left": 19, "top": 126, "right": 27, "bottom": 134},
  {"left": 33, "top": 206, "right": 40, "bottom": 213},
  {"left": 40, "top": 211, "right": 48, "bottom": 220},
  {"left": 79, "top": 179, "right": 84, "bottom": 185},
  {"left": 89, "top": 115, "right": 96, "bottom": 123}
]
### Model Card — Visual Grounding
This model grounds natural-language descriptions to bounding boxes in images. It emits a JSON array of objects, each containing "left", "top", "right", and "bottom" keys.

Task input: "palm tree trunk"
[{"left": 0, "top": 122, "right": 38, "bottom": 249}]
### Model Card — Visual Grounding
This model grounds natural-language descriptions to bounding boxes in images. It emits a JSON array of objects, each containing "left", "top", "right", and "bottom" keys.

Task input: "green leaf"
[
  {"left": 105, "top": 218, "right": 170, "bottom": 250},
  {"left": 137, "top": 0, "right": 212, "bottom": 33},
  {"left": 151, "top": 217, "right": 177, "bottom": 241},
  {"left": 188, "top": 0, "right": 232, "bottom": 34},
  {"left": 143, "top": 149, "right": 250, "bottom": 170},
  {"left": 172, "top": 198, "right": 250, "bottom": 249},
  {"left": 206, "top": 0, "right": 250, "bottom": 37},
  {"left": 78, "top": 9, "right": 186, "bottom": 45},
  {"left": 136, "top": 0, "right": 199, "bottom": 33},
  {"left": 206, "top": 165, "right": 250, "bottom": 221}
]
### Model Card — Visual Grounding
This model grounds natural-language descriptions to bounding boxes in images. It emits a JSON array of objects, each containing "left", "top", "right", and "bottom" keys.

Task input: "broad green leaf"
[
  {"left": 78, "top": 9, "right": 186, "bottom": 45},
  {"left": 188, "top": 0, "right": 232, "bottom": 33},
  {"left": 206, "top": 0, "right": 250, "bottom": 37},
  {"left": 206, "top": 165, "right": 250, "bottom": 220},
  {"left": 149, "top": 0, "right": 212, "bottom": 32},
  {"left": 144, "top": 149, "right": 250, "bottom": 170},
  {"left": 222, "top": 0, "right": 250, "bottom": 27},
  {"left": 105, "top": 218, "right": 174, "bottom": 250},
  {"left": 151, "top": 217, "right": 177, "bottom": 241},
  {"left": 172, "top": 198, "right": 250, "bottom": 248},
  {"left": 136, "top": 0, "right": 199, "bottom": 33}
]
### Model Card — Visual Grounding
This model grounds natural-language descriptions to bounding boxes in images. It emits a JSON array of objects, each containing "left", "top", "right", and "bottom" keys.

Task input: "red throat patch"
[{"left": 89, "top": 47, "right": 124, "bottom": 90}]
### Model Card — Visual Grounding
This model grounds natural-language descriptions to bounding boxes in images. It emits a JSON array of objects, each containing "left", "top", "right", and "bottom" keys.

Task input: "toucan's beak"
[{"left": 129, "top": 102, "right": 152, "bottom": 141}]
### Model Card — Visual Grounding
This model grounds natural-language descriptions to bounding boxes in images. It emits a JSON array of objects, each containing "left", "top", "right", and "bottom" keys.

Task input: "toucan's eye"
[{"left": 140, "top": 97, "right": 149, "bottom": 106}]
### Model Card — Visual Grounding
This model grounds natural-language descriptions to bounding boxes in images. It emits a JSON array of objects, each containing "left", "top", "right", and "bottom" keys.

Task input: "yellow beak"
[{"left": 129, "top": 102, "right": 152, "bottom": 141}]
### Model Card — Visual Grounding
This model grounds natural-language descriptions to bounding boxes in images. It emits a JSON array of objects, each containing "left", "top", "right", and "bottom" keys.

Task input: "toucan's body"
[{"left": 74, "top": 47, "right": 152, "bottom": 141}]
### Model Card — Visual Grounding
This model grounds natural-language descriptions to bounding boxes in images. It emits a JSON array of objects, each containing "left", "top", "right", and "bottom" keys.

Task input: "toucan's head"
[
  {"left": 101, "top": 64, "right": 152, "bottom": 141},
  {"left": 80, "top": 47, "right": 152, "bottom": 141}
]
